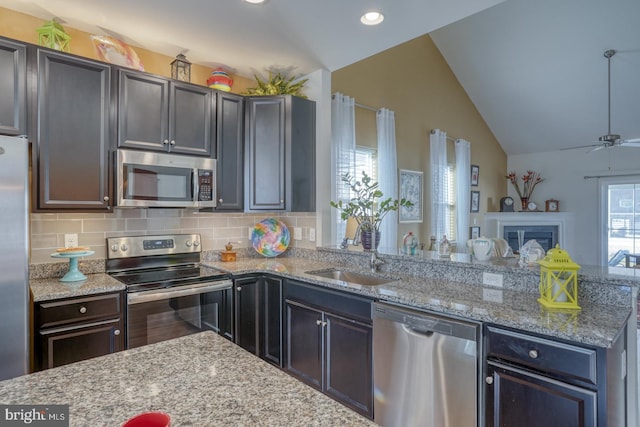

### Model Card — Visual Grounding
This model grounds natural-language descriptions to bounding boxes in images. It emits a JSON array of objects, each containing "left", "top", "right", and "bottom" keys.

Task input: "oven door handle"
[{"left": 127, "top": 280, "right": 233, "bottom": 305}]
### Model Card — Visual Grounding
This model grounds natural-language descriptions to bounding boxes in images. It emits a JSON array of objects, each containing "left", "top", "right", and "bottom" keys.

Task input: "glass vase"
[{"left": 520, "top": 197, "right": 529, "bottom": 211}]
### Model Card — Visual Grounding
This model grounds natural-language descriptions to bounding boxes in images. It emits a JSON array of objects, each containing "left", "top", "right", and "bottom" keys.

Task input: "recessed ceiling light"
[
  {"left": 244, "top": 0, "right": 266, "bottom": 4},
  {"left": 360, "top": 11, "right": 384, "bottom": 25}
]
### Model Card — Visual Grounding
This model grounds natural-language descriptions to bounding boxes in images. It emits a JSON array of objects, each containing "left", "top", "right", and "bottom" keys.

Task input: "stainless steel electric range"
[{"left": 106, "top": 234, "right": 233, "bottom": 349}]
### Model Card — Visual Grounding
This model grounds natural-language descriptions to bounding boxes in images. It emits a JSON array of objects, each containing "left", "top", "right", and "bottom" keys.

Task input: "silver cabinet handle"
[
  {"left": 103, "top": 196, "right": 109, "bottom": 202},
  {"left": 236, "top": 287, "right": 242, "bottom": 292},
  {"left": 322, "top": 321, "right": 327, "bottom": 327},
  {"left": 486, "top": 376, "right": 493, "bottom": 385},
  {"left": 218, "top": 198, "right": 223, "bottom": 203},
  {"left": 79, "top": 306, "right": 87, "bottom": 314},
  {"left": 316, "top": 319, "right": 322, "bottom": 326},
  {"left": 528, "top": 349, "right": 539, "bottom": 359},
  {"left": 163, "top": 139, "right": 169, "bottom": 145},
  {"left": 170, "top": 140, "right": 176, "bottom": 145},
  {"left": 114, "top": 329, "right": 121, "bottom": 336}
]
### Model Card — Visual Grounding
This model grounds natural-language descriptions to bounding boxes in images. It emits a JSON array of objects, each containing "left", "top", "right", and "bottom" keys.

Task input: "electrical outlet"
[
  {"left": 248, "top": 227, "right": 253, "bottom": 240},
  {"left": 64, "top": 233, "right": 78, "bottom": 248},
  {"left": 483, "top": 288, "right": 503, "bottom": 303},
  {"left": 482, "top": 272, "right": 503, "bottom": 287},
  {"left": 309, "top": 228, "right": 316, "bottom": 242},
  {"left": 293, "top": 227, "right": 302, "bottom": 240}
]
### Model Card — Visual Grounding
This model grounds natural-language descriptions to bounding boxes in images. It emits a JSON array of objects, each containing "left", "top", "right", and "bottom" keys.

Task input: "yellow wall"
[
  {"left": 332, "top": 34, "right": 507, "bottom": 245},
  {"left": 0, "top": 6, "right": 253, "bottom": 93}
]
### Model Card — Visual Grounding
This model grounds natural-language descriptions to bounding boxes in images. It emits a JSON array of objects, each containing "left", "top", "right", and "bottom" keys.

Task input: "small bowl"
[{"left": 122, "top": 411, "right": 171, "bottom": 427}]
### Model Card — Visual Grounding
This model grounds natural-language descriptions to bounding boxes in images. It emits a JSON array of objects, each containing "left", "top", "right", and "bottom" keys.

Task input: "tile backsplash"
[{"left": 30, "top": 208, "right": 317, "bottom": 263}]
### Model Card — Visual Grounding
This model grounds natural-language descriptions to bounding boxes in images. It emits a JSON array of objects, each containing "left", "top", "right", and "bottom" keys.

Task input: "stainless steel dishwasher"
[{"left": 372, "top": 302, "right": 480, "bottom": 427}]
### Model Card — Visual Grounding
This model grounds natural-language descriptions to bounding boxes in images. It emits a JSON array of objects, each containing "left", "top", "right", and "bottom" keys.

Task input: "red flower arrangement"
[{"left": 506, "top": 170, "right": 544, "bottom": 199}]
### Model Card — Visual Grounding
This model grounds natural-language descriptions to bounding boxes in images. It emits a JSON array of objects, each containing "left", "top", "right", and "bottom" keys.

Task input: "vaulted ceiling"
[{"left": 2, "top": 0, "right": 639, "bottom": 156}]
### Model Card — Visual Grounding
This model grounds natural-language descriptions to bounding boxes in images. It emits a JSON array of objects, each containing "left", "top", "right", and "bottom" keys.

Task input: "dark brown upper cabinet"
[
  {"left": 215, "top": 91, "right": 244, "bottom": 211},
  {"left": 117, "top": 69, "right": 214, "bottom": 157},
  {"left": 0, "top": 37, "right": 26, "bottom": 136},
  {"left": 31, "top": 48, "right": 113, "bottom": 212}
]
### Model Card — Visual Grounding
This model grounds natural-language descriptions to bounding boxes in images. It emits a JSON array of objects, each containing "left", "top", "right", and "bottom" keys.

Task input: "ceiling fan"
[{"left": 563, "top": 49, "right": 640, "bottom": 152}]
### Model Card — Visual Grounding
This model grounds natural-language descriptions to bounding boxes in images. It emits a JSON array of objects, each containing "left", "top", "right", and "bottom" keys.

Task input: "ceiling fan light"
[
  {"left": 361, "top": 11, "right": 384, "bottom": 25},
  {"left": 244, "top": 0, "right": 266, "bottom": 4}
]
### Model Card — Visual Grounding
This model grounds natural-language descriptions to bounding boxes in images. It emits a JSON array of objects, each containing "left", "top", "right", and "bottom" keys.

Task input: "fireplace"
[
  {"left": 484, "top": 212, "right": 574, "bottom": 255},
  {"left": 503, "top": 225, "right": 558, "bottom": 252}
]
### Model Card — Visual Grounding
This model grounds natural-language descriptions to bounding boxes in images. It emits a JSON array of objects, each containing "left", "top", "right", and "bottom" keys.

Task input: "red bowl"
[{"left": 122, "top": 411, "right": 171, "bottom": 427}]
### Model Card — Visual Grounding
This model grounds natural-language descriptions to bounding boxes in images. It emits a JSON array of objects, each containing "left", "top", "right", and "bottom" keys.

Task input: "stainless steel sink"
[{"left": 305, "top": 269, "right": 396, "bottom": 286}]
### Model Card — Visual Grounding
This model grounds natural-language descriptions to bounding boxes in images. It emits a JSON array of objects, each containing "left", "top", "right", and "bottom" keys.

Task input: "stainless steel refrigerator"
[{"left": 0, "top": 135, "right": 29, "bottom": 380}]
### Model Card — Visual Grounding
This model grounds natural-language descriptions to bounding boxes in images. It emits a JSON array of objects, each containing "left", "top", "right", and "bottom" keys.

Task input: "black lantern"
[{"left": 171, "top": 53, "right": 191, "bottom": 82}]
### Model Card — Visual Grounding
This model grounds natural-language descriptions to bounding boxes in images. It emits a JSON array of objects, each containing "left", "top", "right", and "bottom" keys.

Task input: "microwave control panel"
[{"left": 197, "top": 170, "right": 214, "bottom": 201}]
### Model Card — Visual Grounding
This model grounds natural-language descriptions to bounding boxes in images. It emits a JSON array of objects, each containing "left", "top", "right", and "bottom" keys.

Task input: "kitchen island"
[{"left": 0, "top": 331, "right": 375, "bottom": 426}]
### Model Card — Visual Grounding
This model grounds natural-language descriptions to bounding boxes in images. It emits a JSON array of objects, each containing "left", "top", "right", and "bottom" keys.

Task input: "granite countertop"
[
  {"left": 0, "top": 331, "right": 375, "bottom": 427},
  {"left": 30, "top": 274, "right": 125, "bottom": 302},
  {"left": 203, "top": 257, "right": 631, "bottom": 348}
]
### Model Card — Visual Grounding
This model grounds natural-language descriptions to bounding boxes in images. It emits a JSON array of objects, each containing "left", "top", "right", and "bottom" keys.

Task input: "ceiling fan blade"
[
  {"left": 623, "top": 137, "right": 640, "bottom": 143},
  {"left": 558, "top": 143, "right": 602, "bottom": 151},
  {"left": 621, "top": 141, "right": 640, "bottom": 148},
  {"left": 588, "top": 145, "right": 606, "bottom": 153}
]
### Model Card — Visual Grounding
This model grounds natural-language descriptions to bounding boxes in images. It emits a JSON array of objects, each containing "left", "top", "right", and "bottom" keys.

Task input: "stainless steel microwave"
[{"left": 116, "top": 149, "right": 216, "bottom": 208}]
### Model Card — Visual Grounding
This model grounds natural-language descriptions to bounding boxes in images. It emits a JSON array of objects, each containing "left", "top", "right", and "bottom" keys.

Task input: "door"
[
  {"left": 169, "top": 81, "right": 214, "bottom": 156},
  {"left": 486, "top": 363, "right": 597, "bottom": 427},
  {"left": 325, "top": 313, "right": 373, "bottom": 417},
  {"left": 285, "top": 300, "right": 323, "bottom": 389},
  {"left": 261, "top": 276, "right": 283, "bottom": 366},
  {"left": 245, "top": 96, "right": 286, "bottom": 210},
  {"left": 39, "top": 319, "right": 123, "bottom": 370},
  {"left": 118, "top": 69, "right": 169, "bottom": 152},
  {"left": 216, "top": 91, "right": 244, "bottom": 210},
  {"left": 235, "top": 277, "right": 260, "bottom": 355},
  {"left": 34, "top": 49, "right": 112, "bottom": 211},
  {"left": 0, "top": 38, "right": 26, "bottom": 135}
]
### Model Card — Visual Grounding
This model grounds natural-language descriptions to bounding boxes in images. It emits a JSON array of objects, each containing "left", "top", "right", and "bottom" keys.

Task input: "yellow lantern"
[
  {"left": 36, "top": 20, "right": 71, "bottom": 52},
  {"left": 537, "top": 244, "right": 581, "bottom": 310}
]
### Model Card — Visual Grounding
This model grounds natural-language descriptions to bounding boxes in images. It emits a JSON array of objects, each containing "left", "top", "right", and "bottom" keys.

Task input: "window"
[
  {"left": 445, "top": 164, "right": 457, "bottom": 241},
  {"left": 355, "top": 145, "right": 377, "bottom": 182},
  {"left": 600, "top": 179, "right": 640, "bottom": 267}
]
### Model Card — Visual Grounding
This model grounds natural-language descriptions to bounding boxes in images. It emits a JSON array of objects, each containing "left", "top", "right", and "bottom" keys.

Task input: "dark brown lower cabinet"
[
  {"left": 234, "top": 275, "right": 283, "bottom": 367},
  {"left": 285, "top": 299, "right": 373, "bottom": 418},
  {"left": 485, "top": 363, "right": 597, "bottom": 427},
  {"left": 35, "top": 292, "right": 125, "bottom": 370}
]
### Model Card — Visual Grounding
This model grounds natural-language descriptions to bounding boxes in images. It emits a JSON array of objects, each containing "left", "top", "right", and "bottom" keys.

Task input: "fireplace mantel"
[{"left": 484, "top": 212, "right": 575, "bottom": 254}]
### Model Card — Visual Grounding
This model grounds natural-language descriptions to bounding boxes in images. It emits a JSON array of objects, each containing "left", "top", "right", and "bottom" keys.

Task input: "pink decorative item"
[
  {"left": 207, "top": 68, "right": 233, "bottom": 92},
  {"left": 122, "top": 411, "right": 170, "bottom": 427},
  {"left": 91, "top": 35, "right": 145, "bottom": 71}
]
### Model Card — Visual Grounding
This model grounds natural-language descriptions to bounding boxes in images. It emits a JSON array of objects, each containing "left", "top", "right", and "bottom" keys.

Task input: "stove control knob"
[
  {"left": 185, "top": 240, "right": 192, "bottom": 247},
  {"left": 193, "top": 240, "right": 200, "bottom": 247},
  {"left": 120, "top": 244, "right": 129, "bottom": 252},
  {"left": 111, "top": 244, "right": 119, "bottom": 252}
]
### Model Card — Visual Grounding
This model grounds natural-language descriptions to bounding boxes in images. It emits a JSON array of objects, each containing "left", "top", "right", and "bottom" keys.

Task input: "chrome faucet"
[{"left": 353, "top": 219, "right": 384, "bottom": 273}]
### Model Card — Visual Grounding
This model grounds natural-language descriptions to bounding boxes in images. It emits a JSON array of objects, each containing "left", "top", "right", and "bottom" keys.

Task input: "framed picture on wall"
[
  {"left": 471, "top": 165, "right": 479, "bottom": 186},
  {"left": 470, "top": 226, "right": 480, "bottom": 239},
  {"left": 470, "top": 190, "right": 480, "bottom": 213},
  {"left": 399, "top": 169, "right": 423, "bottom": 223}
]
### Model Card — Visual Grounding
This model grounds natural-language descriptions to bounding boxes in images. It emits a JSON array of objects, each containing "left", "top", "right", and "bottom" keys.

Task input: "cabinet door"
[
  {"left": 39, "top": 318, "right": 123, "bottom": 370},
  {"left": 215, "top": 91, "right": 244, "bottom": 210},
  {"left": 245, "top": 96, "right": 285, "bottom": 210},
  {"left": 169, "top": 82, "right": 213, "bottom": 156},
  {"left": 118, "top": 69, "right": 169, "bottom": 151},
  {"left": 34, "top": 49, "right": 112, "bottom": 211},
  {"left": 261, "top": 276, "right": 283, "bottom": 366},
  {"left": 0, "top": 38, "right": 26, "bottom": 135},
  {"left": 486, "top": 363, "right": 597, "bottom": 427},
  {"left": 201, "top": 286, "right": 234, "bottom": 341},
  {"left": 235, "top": 277, "right": 260, "bottom": 355},
  {"left": 285, "top": 300, "right": 323, "bottom": 389},
  {"left": 325, "top": 313, "right": 373, "bottom": 418}
]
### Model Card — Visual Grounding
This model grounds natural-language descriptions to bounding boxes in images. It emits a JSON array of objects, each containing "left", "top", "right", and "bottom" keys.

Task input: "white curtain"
[
  {"left": 331, "top": 93, "right": 356, "bottom": 245},
  {"left": 430, "top": 130, "right": 448, "bottom": 241},
  {"left": 377, "top": 108, "right": 398, "bottom": 250},
  {"left": 455, "top": 139, "right": 471, "bottom": 251}
]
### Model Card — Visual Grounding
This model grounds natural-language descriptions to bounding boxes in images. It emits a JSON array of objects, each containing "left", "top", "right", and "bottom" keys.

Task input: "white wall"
[{"left": 508, "top": 147, "right": 640, "bottom": 265}]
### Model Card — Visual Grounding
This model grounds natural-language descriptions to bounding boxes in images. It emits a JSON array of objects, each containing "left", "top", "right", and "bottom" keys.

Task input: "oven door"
[{"left": 126, "top": 280, "right": 233, "bottom": 349}]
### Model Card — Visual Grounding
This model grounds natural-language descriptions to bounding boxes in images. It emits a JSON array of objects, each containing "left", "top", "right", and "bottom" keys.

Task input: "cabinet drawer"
[
  {"left": 486, "top": 326, "right": 597, "bottom": 385},
  {"left": 38, "top": 293, "right": 122, "bottom": 329}
]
